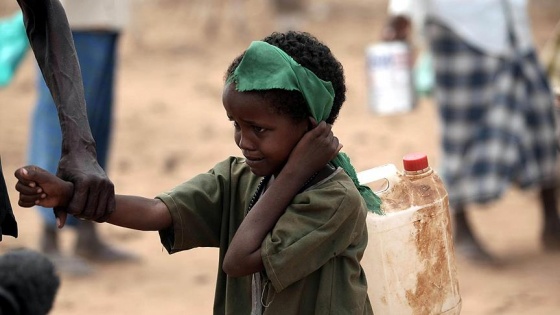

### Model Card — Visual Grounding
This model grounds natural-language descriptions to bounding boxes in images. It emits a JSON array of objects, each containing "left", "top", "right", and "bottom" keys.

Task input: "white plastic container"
[
  {"left": 365, "top": 41, "right": 415, "bottom": 115},
  {"left": 358, "top": 153, "right": 461, "bottom": 315}
]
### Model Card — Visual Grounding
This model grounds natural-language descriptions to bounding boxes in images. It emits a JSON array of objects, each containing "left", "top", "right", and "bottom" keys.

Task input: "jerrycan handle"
[{"left": 357, "top": 164, "right": 400, "bottom": 195}]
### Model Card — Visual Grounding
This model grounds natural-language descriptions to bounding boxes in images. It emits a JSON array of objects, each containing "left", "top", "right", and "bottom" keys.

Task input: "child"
[
  {"left": 0, "top": 248, "right": 60, "bottom": 315},
  {"left": 15, "top": 31, "right": 380, "bottom": 314}
]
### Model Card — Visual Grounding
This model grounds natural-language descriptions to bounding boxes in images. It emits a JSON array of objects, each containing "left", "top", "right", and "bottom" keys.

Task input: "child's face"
[{"left": 223, "top": 83, "right": 308, "bottom": 177}]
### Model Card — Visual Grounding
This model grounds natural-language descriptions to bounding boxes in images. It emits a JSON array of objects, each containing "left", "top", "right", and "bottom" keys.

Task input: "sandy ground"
[{"left": 1, "top": 0, "right": 560, "bottom": 314}]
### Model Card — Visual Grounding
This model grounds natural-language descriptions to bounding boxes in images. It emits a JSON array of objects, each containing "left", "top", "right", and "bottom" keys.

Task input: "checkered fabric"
[{"left": 426, "top": 20, "right": 559, "bottom": 209}]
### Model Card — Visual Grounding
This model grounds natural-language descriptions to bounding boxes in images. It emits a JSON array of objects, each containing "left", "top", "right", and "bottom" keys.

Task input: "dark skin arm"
[
  {"left": 222, "top": 121, "right": 342, "bottom": 277},
  {"left": 14, "top": 166, "right": 172, "bottom": 231},
  {"left": 15, "top": 0, "right": 115, "bottom": 227}
]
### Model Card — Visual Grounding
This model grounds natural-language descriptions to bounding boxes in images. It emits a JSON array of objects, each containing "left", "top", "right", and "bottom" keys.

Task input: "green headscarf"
[{"left": 228, "top": 41, "right": 382, "bottom": 214}]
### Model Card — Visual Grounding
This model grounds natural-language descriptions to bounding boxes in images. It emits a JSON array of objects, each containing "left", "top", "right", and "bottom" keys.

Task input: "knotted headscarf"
[{"left": 228, "top": 41, "right": 382, "bottom": 214}]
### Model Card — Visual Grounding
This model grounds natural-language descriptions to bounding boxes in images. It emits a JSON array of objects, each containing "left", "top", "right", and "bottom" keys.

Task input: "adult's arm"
[{"left": 16, "top": 0, "right": 115, "bottom": 225}]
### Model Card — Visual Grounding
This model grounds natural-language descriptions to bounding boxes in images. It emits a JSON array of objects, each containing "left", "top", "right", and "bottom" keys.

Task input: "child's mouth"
[{"left": 244, "top": 156, "right": 264, "bottom": 167}]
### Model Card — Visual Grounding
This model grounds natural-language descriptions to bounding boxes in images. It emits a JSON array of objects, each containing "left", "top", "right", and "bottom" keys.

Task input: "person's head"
[
  {"left": 0, "top": 248, "right": 60, "bottom": 315},
  {"left": 223, "top": 31, "right": 346, "bottom": 176}
]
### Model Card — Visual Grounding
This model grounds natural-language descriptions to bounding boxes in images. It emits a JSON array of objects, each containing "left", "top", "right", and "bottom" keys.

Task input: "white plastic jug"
[
  {"left": 358, "top": 153, "right": 461, "bottom": 315},
  {"left": 365, "top": 41, "right": 416, "bottom": 115}
]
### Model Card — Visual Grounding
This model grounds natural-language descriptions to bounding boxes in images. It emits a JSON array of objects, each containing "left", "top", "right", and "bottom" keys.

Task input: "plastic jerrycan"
[{"left": 357, "top": 153, "right": 462, "bottom": 315}]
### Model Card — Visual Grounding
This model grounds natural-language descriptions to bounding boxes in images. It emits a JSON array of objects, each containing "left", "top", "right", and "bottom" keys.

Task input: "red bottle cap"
[{"left": 403, "top": 153, "right": 429, "bottom": 171}]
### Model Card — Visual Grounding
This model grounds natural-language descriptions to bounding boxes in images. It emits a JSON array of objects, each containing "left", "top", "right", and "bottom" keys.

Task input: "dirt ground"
[{"left": 1, "top": 0, "right": 560, "bottom": 314}]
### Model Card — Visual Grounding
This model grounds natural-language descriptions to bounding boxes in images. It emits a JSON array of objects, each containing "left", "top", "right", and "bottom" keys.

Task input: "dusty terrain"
[{"left": 1, "top": 0, "right": 560, "bottom": 314}]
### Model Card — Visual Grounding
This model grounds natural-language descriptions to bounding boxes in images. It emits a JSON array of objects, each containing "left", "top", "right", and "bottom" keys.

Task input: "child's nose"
[{"left": 237, "top": 132, "right": 257, "bottom": 151}]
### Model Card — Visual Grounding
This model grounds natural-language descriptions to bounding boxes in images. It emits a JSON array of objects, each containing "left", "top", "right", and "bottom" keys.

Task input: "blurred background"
[{"left": 1, "top": 0, "right": 560, "bottom": 314}]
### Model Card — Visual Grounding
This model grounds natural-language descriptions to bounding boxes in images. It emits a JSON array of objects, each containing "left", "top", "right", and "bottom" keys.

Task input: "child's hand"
[
  {"left": 14, "top": 166, "right": 74, "bottom": 227},
  {"left": 286, "top": 119, "right": 342, "bottom": 177}
]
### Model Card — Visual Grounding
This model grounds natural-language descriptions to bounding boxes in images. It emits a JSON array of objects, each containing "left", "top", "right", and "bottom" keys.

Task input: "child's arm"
[
  {"left": 15, "top": 166, "right": 172, "bottom": 231},
  {"left": 223, "top": 121, "right": 341, "bottom": 277}
]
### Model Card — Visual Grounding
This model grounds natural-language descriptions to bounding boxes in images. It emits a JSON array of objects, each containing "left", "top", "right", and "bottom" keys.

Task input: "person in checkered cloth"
[{"left": 384, "top": 0, "right": 560, "bottom": 263}]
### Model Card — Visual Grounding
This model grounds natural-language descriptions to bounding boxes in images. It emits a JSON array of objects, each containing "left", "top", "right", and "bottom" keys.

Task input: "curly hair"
[
  {"left": 0, "top": 249, "right": 60, "bottom": 315},
  {"left": 225, "top": 31, "right": 346, "bottom": 124}
]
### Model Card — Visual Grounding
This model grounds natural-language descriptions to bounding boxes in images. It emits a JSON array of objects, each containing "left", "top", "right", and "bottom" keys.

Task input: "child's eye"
[
  {"left": 253, "top": 126, "right": 266, "bottom": 133},
  {"left": 232, "top": 121, "right": 240, "bottom": 129}
]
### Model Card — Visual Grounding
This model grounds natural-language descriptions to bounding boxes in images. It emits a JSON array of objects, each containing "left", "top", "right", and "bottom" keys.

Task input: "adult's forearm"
[{"left": 16, "top": 0, "right": 95, "bottom": 155}]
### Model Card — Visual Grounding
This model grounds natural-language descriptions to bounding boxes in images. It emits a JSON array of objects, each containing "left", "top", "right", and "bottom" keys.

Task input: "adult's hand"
[{"left": 56, "top": 149, "right": 115, "bottom": 225}]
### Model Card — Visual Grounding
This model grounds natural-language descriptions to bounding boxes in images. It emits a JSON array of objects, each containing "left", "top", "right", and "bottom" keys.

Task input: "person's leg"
[
  {"left": 70, "top": 31, "right": 137, "bottom": 263},
  {"left": 452, "top": 204, "right": 495, "bottom": 263},
  {"left": 75, "top": 220, "right": 138, "bottom": 262},
  {"left": 539, "top": 186, "right": 560, "bottom": 250},
  {"left": 425, "top": 20, "right": 497, "bottom": 263}
]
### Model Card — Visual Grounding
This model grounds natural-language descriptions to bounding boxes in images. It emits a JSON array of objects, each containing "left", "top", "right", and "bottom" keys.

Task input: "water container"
[
  {"left": 365, "top": 41, "right": 416, "bottom": 115},
  {"left": 358, "top": 153, "right": 461, "bottom": 315}
]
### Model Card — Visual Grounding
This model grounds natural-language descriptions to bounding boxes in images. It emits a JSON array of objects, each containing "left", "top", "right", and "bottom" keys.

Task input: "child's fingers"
[
  {"left": 16, "top": 177, "right": 46, "bottom": 208},
  {"left": 307, "top": 117, "right": 319, "bottom": 130},
  {"left": 18, "top": 199, "right": 36, "bottom": 208},
  {"left": 18, "top": 193, "right": 45, "bottom": 208},
  {"left": 14, "top": 167, "right": 37, "bottom": 188},
  {"left": 307, "top": 121, "right": 330, "bottom": 137},
  {"left": 15, "top": 165, "right": 55, "bottom": 187},
  {"left": 24, "top": 165, "right": 52, "bottom": 182},
  {"left": 15, "top": 180, "right": 42, "bottom": 195},
  {"left": 329, "top": 137, "right": 342, "bottom": 160}
]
